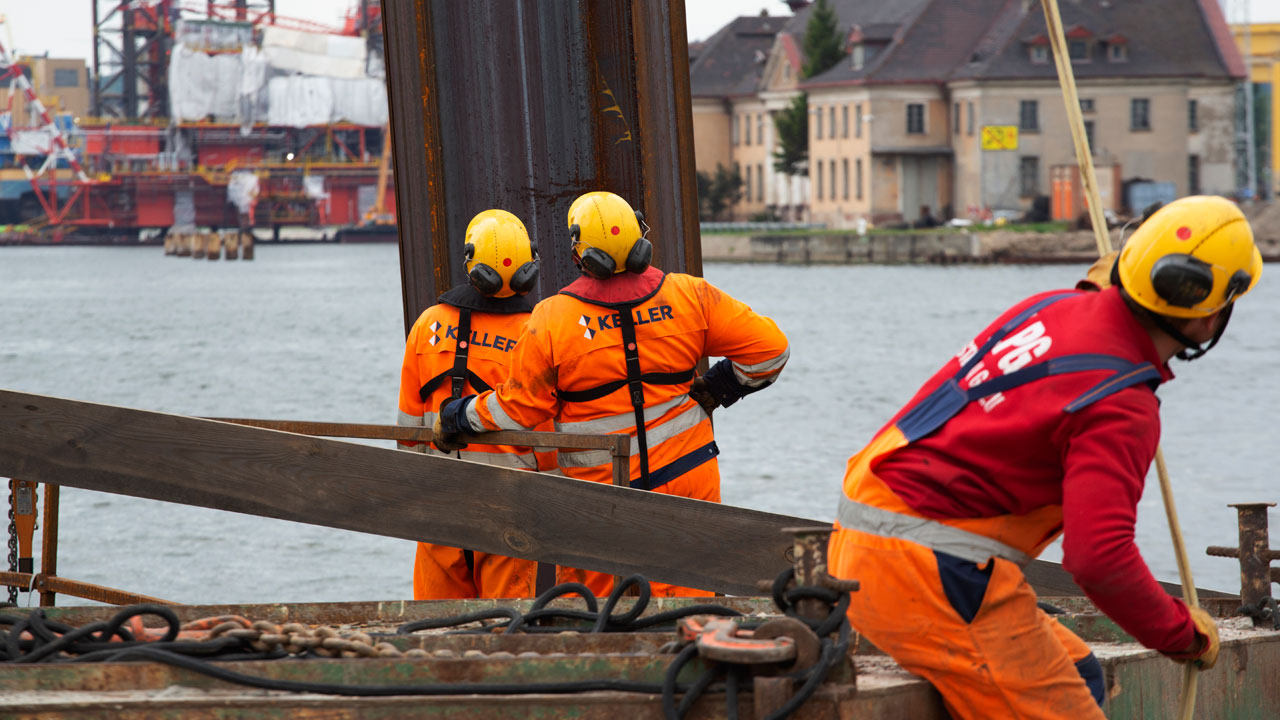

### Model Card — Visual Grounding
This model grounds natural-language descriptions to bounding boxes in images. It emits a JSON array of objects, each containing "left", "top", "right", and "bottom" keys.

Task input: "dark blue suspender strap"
[
  {"left": 896, "top": 292, "right": 1161, "bottom": 442},
  {"left": 632, "top": 441, "right": 719, "bottom": 491},
  {"left": 958, "top": 292, "right": 1079, "bottom": 378},
  {"left": 449, "top": 308, "right": 473, "bottom": 401}
]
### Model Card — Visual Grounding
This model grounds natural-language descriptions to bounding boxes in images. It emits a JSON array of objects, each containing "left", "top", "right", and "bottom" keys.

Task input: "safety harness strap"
[
  {"left": 898, "top": 294, "right": 1161, "bottom": 442},
  {"left": 837, "top": 496, "right": 1033, "bottom": 567},
  {"left": 416, "top": 309, "right": 496, "bottom": 402},
  {"left": 417, "top": 368, "right": 493, "bottom": 402},
  {"left": 617, "top": 308, "right": 652, "bottom": 484},
  {"left": 450, "top": 308, "right": 474, "bottom": 401},
  {"left": 555, "top": 369, "right": 695, "bottom": 403},
  {"left": 632, "top": 441, "right": 719, "bottom": 492}
]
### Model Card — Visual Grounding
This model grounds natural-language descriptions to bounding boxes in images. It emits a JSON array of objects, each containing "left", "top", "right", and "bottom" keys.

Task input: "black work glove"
[
  {"left": 432, "top": 396, "right": 475, "bottom": 453},
  {"left": 689, "top": 375, "right": 720, "bottom": 416}
]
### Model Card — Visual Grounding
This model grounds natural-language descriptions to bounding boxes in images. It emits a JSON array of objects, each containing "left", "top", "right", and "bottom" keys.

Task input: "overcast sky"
[{"left": 3, "top": 0, "right": 1277, "bottom": 63}]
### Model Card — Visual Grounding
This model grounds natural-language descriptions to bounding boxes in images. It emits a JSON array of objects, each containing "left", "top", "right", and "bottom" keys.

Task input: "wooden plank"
[
  {"left": 0, "top": 390, "right": 1227, "bottom": 599},
  {"left": 0, "top": 390, "right": 792, "bottom": 595}
]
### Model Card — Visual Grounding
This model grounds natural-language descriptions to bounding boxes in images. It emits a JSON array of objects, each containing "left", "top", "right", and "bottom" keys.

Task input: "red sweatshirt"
[{"left": 874, "top": 287, "right": 1194, "bottom": 654}]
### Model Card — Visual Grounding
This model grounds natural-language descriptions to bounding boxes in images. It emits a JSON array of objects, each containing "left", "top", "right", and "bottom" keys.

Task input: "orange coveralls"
[
  {"left": 398, "top": 292, "right": 553, "bottom": 600},
  {"left": 467, "top": 267, "right": 788, "bottom": 597}
]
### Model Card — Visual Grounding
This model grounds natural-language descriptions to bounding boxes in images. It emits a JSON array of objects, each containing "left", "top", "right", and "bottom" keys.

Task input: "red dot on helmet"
[
  {"left": 611, "top": 226, "right": 620, "bottom": 235},
  {"left": 1176, "top": 226, "right": 1192, "bottom": 240},
  {"left": 503, "top": 258, "right": 512, "bottom": 266}
]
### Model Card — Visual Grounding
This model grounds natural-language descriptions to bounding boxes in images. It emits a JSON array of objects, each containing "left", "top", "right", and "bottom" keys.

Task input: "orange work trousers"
[
  {"left": 829, "top": 526, "right": 1105, "bottom": 719},
  {"left": 554, "top": 464, "right": 718, "bottom": 599},
  {"left": 413, "top": 543, "right": 536, "bottom": 600}
]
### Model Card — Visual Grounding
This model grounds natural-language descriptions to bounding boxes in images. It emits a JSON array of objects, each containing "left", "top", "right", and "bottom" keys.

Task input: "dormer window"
[
  {"left": 1024, "top": 35, "right": 1051, "bottom": 64},
  {"left": 1105, "top": 35, "right": 1129, "bottom": 63},
  {"left": 852, "top": 43, "right": 865, "bottom": 70},
  {"left": 1065, "top": 25, "right": 1093, "bottom": 63}
]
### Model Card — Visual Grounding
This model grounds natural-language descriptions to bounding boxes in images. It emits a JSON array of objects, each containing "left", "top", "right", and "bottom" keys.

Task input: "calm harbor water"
[{"left": 1, "top": 244, "right": 1276, "bottom": 605}]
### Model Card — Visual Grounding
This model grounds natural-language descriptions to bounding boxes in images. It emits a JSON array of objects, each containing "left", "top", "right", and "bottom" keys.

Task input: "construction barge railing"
[{"left": 2, "top": 419, "right": 628, "bottom": 608}]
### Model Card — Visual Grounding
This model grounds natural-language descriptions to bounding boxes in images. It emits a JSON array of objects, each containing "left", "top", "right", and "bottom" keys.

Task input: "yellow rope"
[{"left": 1038, "top": 1, "right": 1199, "bottom": 717}]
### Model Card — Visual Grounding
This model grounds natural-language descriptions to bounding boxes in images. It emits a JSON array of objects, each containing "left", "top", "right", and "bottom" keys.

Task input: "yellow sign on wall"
[{"left": 980, "top": 125, "right": 1019, "bottom": 151}]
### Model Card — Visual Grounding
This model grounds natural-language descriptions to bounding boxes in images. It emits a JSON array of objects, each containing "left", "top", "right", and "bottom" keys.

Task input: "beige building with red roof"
[{"left": 692, "top": 0, "right": 1245, "bottom": 227}]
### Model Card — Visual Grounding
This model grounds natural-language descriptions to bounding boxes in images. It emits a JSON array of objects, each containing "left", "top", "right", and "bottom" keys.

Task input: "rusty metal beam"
[
  {"left": 381, "top": 0, "right": 702, "bottom": 335},
  {"left": 0, "top": 572, "right": 175, "bottom": 606}
]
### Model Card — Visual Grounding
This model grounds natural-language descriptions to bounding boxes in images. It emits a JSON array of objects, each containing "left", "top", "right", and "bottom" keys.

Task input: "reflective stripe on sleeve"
[
  {"left": 732, "top": 346, "right": 789, "bottom": 386},
  {"left": 397, "top": 409, "right": 425, "bottom": 427},
  {"left": 457, "top": 449, "right": 538, "bottom": 470},
  {"left": 836, "top": 495, "right": 1032, "bottom": 567},
  {"left": 558, "top": 403, "right": 708, "bottom": 468},
  {"left": 482, "top": 393, "right": 526, "bottom": 431},
  {"left": 396, "top": 410, "right": 430, "bottom": 453},
  {"left": 554, "top": 395, "right": 688, "bottom": 435}
]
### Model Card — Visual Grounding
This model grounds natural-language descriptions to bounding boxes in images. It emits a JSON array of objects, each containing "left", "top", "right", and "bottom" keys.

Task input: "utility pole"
[{"left": 1238, "top": 0, "right": 1259, "bottom": 199}]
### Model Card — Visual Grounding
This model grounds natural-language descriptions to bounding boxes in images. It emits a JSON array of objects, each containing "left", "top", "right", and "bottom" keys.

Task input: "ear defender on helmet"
[
  {"left": 464, "top": 210, "right": 538, "bottom": 297},
  {"left": 507, "top": 240, "right": 540, "bottom": 295}
]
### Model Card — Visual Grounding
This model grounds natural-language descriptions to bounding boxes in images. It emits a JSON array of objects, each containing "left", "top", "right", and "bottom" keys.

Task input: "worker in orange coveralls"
[
  {"left": 397, "top": 209, "right": 554, "bottom": 600},
  {"left": 828, "top": 195, "right": 1257, "bottom": 718},
  {"left": 432, "top": 191, "right": 790, "bottom": 598}
]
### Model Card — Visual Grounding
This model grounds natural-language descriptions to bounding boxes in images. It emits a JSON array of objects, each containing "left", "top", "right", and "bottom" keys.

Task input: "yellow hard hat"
[
  {"left": 1116, "top": 195, "right": 1261, "bottom": 318},
  {"left": 464, "top": 209, "right": 538, "bottom": 297},
  {"left": 566, "top": 191, "right": 652, "bottom": 278}
]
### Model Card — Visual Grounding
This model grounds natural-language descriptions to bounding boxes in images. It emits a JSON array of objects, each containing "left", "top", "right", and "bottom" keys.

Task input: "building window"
[
  {"left": 842, "top": 158, "right": 849, "bottom": 200},
  {"left": 966, "top": 101, "right": 974, "bottom": 136},
  {"left": 743, "top": 113, "right": 751, "bottom": 145},
  {"left": 745, "top": 164, "right": 752, "bottom": 200},
  {"left": 816, "top": 160, "right": 823, "bottom": 200},
  {"left": 1068, "top": 40, "right": 1090, "bottom": 62},
  {"left": 757, "top": 164, "right": 765, "bottom": 202},
  {"left": 757, "top": 113, "right": 764, "bottom": 144},
  {"left": 829, "top": 106, "right": 836, "bottom": 139},
  {"left": 830, "top": 160, "right": 836, "bottom": 203},
  {"left": 856, "top": 158, "right": 863, "bottom": 200},
  {"left": 1107, "top": 43, "right": 1128, "bottom": 62},
  {"left": 906, "top": 103, "right": 925, "bottom": 135},
  {"left": 1079, "top": 97, "right": 1095, "bottom": 113},
  {"left": 1188, "top": 155, "right": 1201, "bottom": 195},
  {"left": 954, "top": 102, "right": 960, "bottom": 135},
  {"left": 1084, "top": 120, "right": 1096, "bottom": 154},
  {"left": 53, "top": 68, "right": 80, "bottom": 87},
  {"left": 1130, "top": 98, "right": 1151, "bottom": 131},
  {"left": 852, "top": 44, "right": 865, "bottom": 70},
  {"left": 1019, "top": 156, "right": 1040, "bottom": 197},
  {"left": 1030, "top": 45, "right": 1049, "bottom": 64},
  {"left": 842, "top": 105, "right": 849, "bottom": 138},
  {"left": 855, "top": 104, "right": 863, "bottom": 138},
  {"left": 816, "top": 106, "right": 823, "bottom": 140},
  {"left": 1188, "top": 99, "right": 1198, "bottom": 132},
  {"left": 1019, "top": 100, "right": 1039, "bottom": 132},
  {"left": 732, "top": 114, "right": 739, "bottom": 146}
]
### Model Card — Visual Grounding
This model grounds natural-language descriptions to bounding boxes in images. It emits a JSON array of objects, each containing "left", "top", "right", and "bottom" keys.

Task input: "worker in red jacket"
[
  {"left": 828, "top": 195, "right": 1257, "bottom": 718},
  {"left": 432, "top": 191, "right": 789, "bottom": 597},
  {"left": 397, "top": 209, "right": 553, "bottom": 600}
]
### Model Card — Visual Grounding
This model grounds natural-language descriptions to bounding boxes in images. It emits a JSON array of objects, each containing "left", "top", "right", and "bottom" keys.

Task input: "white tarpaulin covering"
[
  {"left": 170, "top": 45, "right": 242, "bottom": 121},
  {"left": 329, "top": 78, "right": 388, "bottom": 127},
  {"left": 261, "top": 26, "right": 366, "bottom": 79},
  {"left": 265, "top": 76, "right": 387, "bottom": 128},
  {"left": 167, "top": 28, "right": 385, "bottom": 127},
  {"left": 227, "top": 171, "right": 260, "bottom": 215},
  {"left": 12, "top": 129, "right": 56, "bottom": 155},
  {"left": 303, "top": 175, "right": 328, "bottom": 201}
]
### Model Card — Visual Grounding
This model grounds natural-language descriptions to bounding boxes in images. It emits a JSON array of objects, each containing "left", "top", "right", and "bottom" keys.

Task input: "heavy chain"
[
  {"left": 208, "top": 619, "right": 431, "bottom": 659},
  {"left": 6, "top": 480, "right": 17, "bottom": 606}
]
